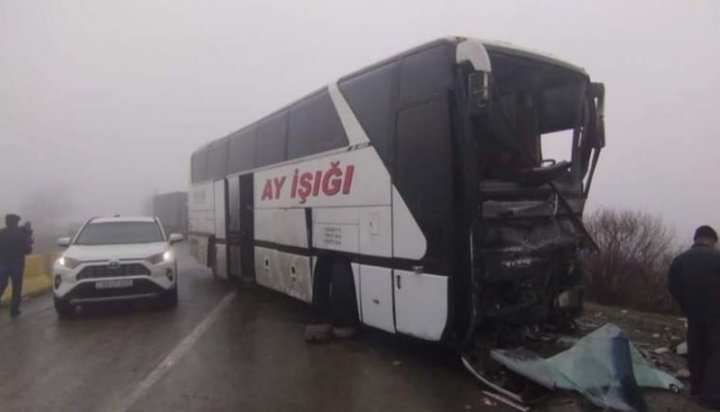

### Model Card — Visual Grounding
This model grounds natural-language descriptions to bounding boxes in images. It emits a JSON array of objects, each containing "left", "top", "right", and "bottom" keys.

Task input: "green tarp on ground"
[{"left": 491, "top": 323, "right": 682, "bottom": 412}]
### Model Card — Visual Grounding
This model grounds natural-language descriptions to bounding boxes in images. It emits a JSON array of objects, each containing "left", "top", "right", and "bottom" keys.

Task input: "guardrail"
[{"left": 0, "top": 254, "right": 54, "bottom": 305}]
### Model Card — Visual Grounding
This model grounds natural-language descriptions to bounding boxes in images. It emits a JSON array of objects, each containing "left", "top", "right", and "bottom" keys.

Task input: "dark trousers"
[
  {"left": 311, "top": 260, "right": 357, "bottom": 326},
  {"left": 0, "top": 262, "right": 24, "bottom": 313},
  {"left": 687, "top": 317, "right": 720, "bottom": 404}
]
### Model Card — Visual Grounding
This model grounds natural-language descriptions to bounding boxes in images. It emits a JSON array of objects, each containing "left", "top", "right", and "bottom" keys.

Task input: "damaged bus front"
[{"left": 456, "top": 42, "right": 605, "bottom": 342}]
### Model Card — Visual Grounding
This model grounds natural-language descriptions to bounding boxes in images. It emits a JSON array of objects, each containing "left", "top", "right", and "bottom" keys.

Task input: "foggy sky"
[{"left": 1, "top": 0, "right": 719, "bottom": 242}]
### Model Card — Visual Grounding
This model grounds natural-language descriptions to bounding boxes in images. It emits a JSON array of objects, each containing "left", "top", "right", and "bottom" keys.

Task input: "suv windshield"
[{"left": 74, "top": 222, "right": 164, "bottom": 245}]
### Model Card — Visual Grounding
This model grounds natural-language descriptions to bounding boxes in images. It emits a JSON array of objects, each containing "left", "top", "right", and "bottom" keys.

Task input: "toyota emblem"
[{"left": 108, "top": 260, "right": 121, "bottom": 269}]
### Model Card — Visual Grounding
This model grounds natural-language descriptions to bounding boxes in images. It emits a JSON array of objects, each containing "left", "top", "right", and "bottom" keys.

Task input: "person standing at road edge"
[
  {"left": 0, "top": 214, "right": 33, "bottom": 318},
  {"left": 668, "top": 225, "right": 720, "bottom": 409}
]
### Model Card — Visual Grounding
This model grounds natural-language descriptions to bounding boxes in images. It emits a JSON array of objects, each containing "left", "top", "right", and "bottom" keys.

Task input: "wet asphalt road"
[{"left": 0, "top": 247, "right": 490, "bottom": 412}]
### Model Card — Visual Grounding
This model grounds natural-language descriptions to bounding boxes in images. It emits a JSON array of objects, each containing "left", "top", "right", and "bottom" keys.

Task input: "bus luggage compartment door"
[
  {"left": 393, "top": 270, "right": 448, "bottom": 341},
  {"left": 359, "top": 265, "right": 395, "bottom": 334}
]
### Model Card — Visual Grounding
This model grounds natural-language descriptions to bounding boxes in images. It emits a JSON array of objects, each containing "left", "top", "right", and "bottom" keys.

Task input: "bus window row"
[
  {"left": 191, "top": 41, "right": 454, "bottom": 184},
  {"left": 191, "top": 90, "right": 349, "bottom": 183}
]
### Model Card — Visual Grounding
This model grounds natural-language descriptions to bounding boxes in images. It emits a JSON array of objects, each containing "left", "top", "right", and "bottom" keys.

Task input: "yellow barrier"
[{"left": 0, "top": 254, "right": 53, "bottom": 306}]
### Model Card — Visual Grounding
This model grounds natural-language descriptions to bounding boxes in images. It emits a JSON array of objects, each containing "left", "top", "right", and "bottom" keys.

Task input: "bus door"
[
  {"left": 239, "top": 174, "right": 255, "bottom": 281},
  {"left": 227, "top": 174, "right": 255, "bottom": 281},
  {"left": 227, "top": 176, "right": 241, "bottom": 280}
]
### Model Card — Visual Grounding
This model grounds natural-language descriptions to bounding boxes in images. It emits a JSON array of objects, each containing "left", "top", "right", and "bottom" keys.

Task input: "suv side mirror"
[
  {"left": 467, "top": 71, "right": 490, "bottom": 115},
  {"left": 57, "top": 237, "right": 71, "bottom": 248},
  {"left": 169, "top": 234, "right": 184, "bottom": 244}
]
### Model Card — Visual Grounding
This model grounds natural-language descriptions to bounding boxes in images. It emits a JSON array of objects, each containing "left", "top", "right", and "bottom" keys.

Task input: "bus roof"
[{"left": 191, "top": 37, "right": 590, "bottom": 169}]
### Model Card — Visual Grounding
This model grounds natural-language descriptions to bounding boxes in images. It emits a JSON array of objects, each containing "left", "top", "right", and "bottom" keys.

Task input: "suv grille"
[{"left": 77, "top": 263, "right": 150, "bottom": 280}]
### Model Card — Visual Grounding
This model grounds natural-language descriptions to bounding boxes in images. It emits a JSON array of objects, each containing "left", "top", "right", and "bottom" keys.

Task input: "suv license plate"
[{"left": 95, "top": 279, "right": 133, "bottom": 289}]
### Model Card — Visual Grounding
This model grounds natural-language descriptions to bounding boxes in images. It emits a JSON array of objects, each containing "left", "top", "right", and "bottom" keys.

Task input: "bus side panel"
[
  {"left": 188, "top": 181, "right": 215, "bottom": 265},
  {"left": 213, "top": 180, "right": 227, "bottom": 240},
  {"left": 312, "top": 206, "right": 392, "bottom": 258},
  {"left": 255, "top": 246, "right": 313, "bottom": 303},
  {"left": 255, "top": 208, "right": 308, "bottom": 248},
  {"left": 350, "top": 262, "right": 362, "bottom": 323},
  {"left": 391, "top": 188, "right": 426, "bottom": 260},
  {"left": 253, "top": 147, "right": 390, "bottom": 210},
  {"left": 190, "top": 236, "right": 209, "bottom": 268},
  {"left": 213, "top": 179, "right": 229, "bottom": 279}
]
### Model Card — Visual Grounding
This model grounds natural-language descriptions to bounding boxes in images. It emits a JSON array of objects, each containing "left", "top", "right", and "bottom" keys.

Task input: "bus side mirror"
[
  {"left": 589, "top": 82, "right": 606, "bottom": 149},
  {"left": 467, "top": 71, "right": 490, "bottom": 115}
]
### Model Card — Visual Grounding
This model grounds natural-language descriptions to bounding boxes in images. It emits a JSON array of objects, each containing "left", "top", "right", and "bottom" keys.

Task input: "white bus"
[{"left": 188, "top": 37, "right": 605, "bottom": 345}]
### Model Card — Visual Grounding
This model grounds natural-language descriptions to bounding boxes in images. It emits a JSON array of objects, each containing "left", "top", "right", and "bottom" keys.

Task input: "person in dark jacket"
[
  {"left": 668, "top": 225, "right": 720, "bottom": 408},
  {"left": 0, "top": 214, "right": 33, "bottom": 317}
]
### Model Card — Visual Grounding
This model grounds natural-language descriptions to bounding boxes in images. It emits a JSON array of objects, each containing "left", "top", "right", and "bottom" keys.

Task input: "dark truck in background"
[{"left": 153, "top": 192, "right": 189, "bottom": 236}]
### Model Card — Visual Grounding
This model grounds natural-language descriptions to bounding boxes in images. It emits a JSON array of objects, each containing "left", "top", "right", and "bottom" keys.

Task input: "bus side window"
[
  {"left": 190, "top": 151, "right": 202, "bottom": 183},
  {"left": 399, "top": 45, "right": 453, "bottom": 103},
  {"left": 256, "top": 110, "right": 288, "bottom": 168},
  {"left": 395, "top": 101, "right": 452, "bottom": 215},
  {"left": 207, "top": 137, "right": 230, "bottom": 181},
  {"left": 191, "top": 145, "right": 210, "bottom": 183},
  {"left": 228, "top": 126, "right": 257, "bottom": 175},
  {"left": 287, "top": 90, "right": 348, "bottom": 159},
  {"left": 395, "top": 100, "right": 452, "bottom": 265},
  {"left": 339, "top": 61, "right": 401, "bottom": 169}
]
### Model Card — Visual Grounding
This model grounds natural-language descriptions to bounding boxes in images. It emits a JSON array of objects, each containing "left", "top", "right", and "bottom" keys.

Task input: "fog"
[{"left": 1, "top": 0, "right": 719, "bottom": 242}]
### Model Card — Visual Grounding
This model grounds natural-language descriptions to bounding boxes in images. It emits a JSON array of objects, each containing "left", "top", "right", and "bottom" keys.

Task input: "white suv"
[{"left": 53, "top": 216, "right": 182, "bottom": 316}]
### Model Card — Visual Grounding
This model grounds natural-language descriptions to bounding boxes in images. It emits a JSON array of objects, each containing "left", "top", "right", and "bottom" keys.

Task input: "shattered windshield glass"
[{"left": 476, "top": 49, "right": 589, "bottom": 186}]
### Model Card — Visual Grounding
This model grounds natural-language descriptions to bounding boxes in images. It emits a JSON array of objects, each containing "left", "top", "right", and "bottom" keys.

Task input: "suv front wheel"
[
  {"left": 54, "top": 297, "right": 75, "bottom": 317},
  {"left": 162, "top": 286, "right": 178, "bottom": 308}
]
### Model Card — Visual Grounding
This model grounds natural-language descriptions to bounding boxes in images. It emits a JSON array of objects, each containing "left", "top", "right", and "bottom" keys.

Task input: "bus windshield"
[{"left": 475, "top": 50, "right": 593, "bottom": 186}]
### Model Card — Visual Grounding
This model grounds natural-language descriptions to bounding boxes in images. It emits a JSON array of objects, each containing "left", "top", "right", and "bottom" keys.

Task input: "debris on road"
[
  {"left": 305, "top": 323, "right": 333, "bottom": 343},
  {"left": 489, "top": 324, "right": 682, "bottom": 412},
  {"left": 482, "top": 390, "right": 530, "bottom": 412},
  {"left": 675, "top": 369, "right": 690, "bottom": 379},
  {"left": 482, "top": 398, "right": 497, "bottom": 407},
  {"left": 675, "top": 342, "right": 688, "bottom": 356}
]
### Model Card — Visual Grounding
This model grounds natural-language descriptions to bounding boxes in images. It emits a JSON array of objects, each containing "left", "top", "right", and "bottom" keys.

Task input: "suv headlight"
[
  {"left": 58, "top": 256, "right": 82, "bottom": 269},
  {"left": 147, "top": 251, "right": 173, "bottom": 265}
]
